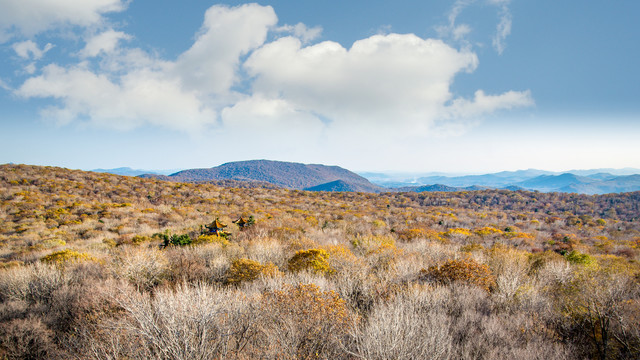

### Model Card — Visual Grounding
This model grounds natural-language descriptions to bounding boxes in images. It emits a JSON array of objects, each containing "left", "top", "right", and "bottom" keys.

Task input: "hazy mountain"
[
  {"left": 92, "top": 167, "right": 178, "bottom": 176},
  {"left": 583, "top": 173, "right": 617, "bottom": 181},
  {"left": 138, "top": 163, "right": 640, "bottom": 194},
  {"left": 416, "top": 169, "right": 556, "bottom": 188},
  {"left": 361, "top": 168, "right": 640, "bottom": 194},
  {"left": 144, "top": 160, "right": 383, "bottom": 192},
  {"left": 305, "top": 180, "right": 377, "bottom": 192},
  {"left": 516, "top": 173, "right": 597, "bottom": 192},
  {"left": 560, "top": 175, "right": 640, "bottom": 195},
  {"left": 416, "top": 174, "right": 511, "bottom": 187},
  {"left": 490, "top": 169, "right": 555, "bottom": 179},
  {"left": 393, "top": 184, "right": 493, "bottom": 193},
  {"left": 394, "top": 184, "right": 464, "bottom": 192},
  {"left": 565, "top": 168, "right": 640, "bottom": 176}
]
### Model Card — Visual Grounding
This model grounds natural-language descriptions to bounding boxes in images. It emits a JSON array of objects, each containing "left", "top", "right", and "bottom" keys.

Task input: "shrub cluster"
[{"left": 0, "top": 164, "right": 639, "bottom": 359}]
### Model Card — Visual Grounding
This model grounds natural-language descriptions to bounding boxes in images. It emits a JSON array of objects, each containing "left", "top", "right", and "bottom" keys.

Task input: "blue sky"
[{"left": 0, "top": 0, "right": 639, "bottom": 173}]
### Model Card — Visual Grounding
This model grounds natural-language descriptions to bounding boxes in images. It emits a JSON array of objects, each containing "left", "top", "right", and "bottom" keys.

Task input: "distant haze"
[{"left": 92, "top": 161, "right": 640, "bottom": 195}]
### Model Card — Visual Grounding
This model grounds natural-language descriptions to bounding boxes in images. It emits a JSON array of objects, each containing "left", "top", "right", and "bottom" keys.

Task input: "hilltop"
[{"left": 142, "top": 160, "right": 383, "bottom": 193}]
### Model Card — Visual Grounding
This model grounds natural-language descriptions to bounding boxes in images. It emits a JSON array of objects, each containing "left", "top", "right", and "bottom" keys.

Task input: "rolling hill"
[
  {"left": 516, "top": 173, "right": 597, "bottom": 192},
  {"left": 92, "top": 167, "right": 173, "bottom": 176},
  {"left": 143, "top": 160, "right": 383, "bottom": 192},
  {"left": 560, "top": 174, "right": 640, "bottom": 195},
  {"left": 304, "top": 180, "right": 375, "bottom": 192}
]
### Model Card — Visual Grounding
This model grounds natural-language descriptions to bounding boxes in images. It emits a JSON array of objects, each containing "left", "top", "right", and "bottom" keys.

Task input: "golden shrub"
[
  {"left": 474, "top": 226, "right": 503, "bottom": 236},
  {"left": 287, "top": 248, "right": 334, "bottom": 275},
  {"left": 226, "top": 258, "right": 281, "bottom": 285},
  {"left": 192, "top": 234, "right": 230, "bottom": 247},
  {"left": 424, "top": 257, "right": 496, "bottom": 292},
  {"left": 40, "top": 249, "right": 97, "bottom": 266}
]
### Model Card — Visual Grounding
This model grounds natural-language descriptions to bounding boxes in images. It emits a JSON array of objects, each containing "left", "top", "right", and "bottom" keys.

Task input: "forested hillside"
[
  {"left": 147, "top": 159, "right": 383, "bottom": 192},
  {"left": 1, "top": 164, "right": 639, "bottom": 359}
]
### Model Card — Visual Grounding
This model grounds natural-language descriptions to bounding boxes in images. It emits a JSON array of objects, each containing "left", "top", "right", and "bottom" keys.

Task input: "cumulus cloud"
[
  {"left": 15, "top": 4, "right": 279, "bottom": 133},
  {"left": 242, "top": 33, "right": 530, "bottom": 139},
  {"left": 79, "top": 29, "right": 131, "bottom": 58},
  {"left": 246, "top": 34, "right": 478, "bottom": 121},
  {"left": 14, "top": 2, "right": 532, "bottom": 141},
  {"left": 446, "top": 90, "right": 533, "bottom": 118},
  {"left": 0, "top": 0, "right": 127, "bottom": 40},
  {"left": 17, "top": 64, "right": 216, "bottom": 132},
  {"left": 173, "top": 4, "right": 277, "bottom": 95},
  {"left": 12, "top": 40, "right": 53, "bottom": 60},
  {"left": 220, "top": 95, "right": 326, "bottom": 153}
]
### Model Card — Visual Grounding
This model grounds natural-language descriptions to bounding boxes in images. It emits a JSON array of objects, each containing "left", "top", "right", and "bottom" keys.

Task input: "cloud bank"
[
  {"left": 12, "top": 2, "right": 532, "bottom": 145},
  {"left": 0, "top": 0, "right": 127, "bottom": 41}
]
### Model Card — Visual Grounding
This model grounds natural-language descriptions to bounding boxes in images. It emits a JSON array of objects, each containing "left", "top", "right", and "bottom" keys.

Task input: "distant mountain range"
[
  {"left": 92, "top": 167, "right": 178, "bottom": 176},
  {"left": 139, "top": 160, "right": 383, "bottom": 193},
  {"left": 92, "top": 163, "right": 640, "bottom": 195},
  {"left": 363, "top": 168, "right": 640, "bottom": 195}
]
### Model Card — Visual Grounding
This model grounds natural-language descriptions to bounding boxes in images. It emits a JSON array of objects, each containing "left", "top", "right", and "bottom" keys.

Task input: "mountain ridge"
[
  {"left": 368, "top": 170, "right": 640, "bottom": 194},
  {"left": 141, "top": 160, "right": 383, "bottom": 193},
  {"left": 96, "top": 162, "right": 640, "bottom": 194}
]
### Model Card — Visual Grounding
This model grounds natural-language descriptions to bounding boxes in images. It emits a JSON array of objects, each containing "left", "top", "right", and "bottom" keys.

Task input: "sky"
[{"left": 0, "top": 0, "right": 639, "bottom": 173}]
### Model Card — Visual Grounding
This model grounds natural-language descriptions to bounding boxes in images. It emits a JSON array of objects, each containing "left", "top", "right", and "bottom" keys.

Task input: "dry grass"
[{"left": 0, "top": 164, "right": 639, "bottom": 359}]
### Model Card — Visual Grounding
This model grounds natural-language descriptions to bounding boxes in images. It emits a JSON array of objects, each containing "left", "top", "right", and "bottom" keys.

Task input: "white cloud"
[
  {"left": 0, "top": 78, "right": 11, "bottom": 91},
  {"left": 276, "top": 23, "right": 322, "bottom": 44},
  {"left": 452, "top": 24, "right": 472, "bottom": 41},
  {"left": 220, "top": 95, "right": 326, "bottom": 153},
  {"left": 438, "top": 0, "right": 513, "bottom": 54},
  {"left": 14, "top": 4, "right": 278, "bottom": 133},
  {"left": 492, "top": 1, "right": 512, "bottom": 54},
  {"left": 79, "top": 29, "right": 131, "bottom": 58},
  {"left": 0, "top": 0, "right": 127, "bottom": 40},
  {"left": 243, "top": 33, "right": 530, "bottom": 139},
  {"left": 436, "top": 0, "right": 475, "bottom": 41},
  {"left": 446, "top": 89, "right": 533, "bottom": 118},
  {"left": 14, "top": 3, "right": 532, "bottom": 143},
  {"left": 17, "top": 64, "right": 216, "bottom": 132},
  {"left": 24, "top": 62, "right": 37, "bottom": 74},
  {"left": 173, "top": 3, "right": 277, "bottom": 95},
  {"left": 246, "top": 34, "right": 479, "bottom": 120},
  {"left": 12, "top": 40, "right": 53, "bottom": 59}
]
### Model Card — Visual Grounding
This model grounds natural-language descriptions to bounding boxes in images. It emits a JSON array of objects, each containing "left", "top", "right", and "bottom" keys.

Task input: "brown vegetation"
[{"left": 0, "top": 163, "right": 639, "bottom": 359}]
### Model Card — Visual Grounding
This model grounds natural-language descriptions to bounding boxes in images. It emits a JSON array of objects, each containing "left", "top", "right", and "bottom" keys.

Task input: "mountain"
[
  {"left": 395, "top": 184, "right": 464, "bottom": 192},
  {"left": 136, "top": 163, "right": 640, "bottom": 194},
  {"left": 584, "top": 173, "right": 617, "bottom": 181},
  {"left": 416, "top": 169, "right": 555, "bottom": 188},
  {"left": 305, "top": 180, "right": 375, "bottom": 192},
  {"left": 360, "top": 168, "right": 640, "bottom": 194},
  {"left": 144, "top": 160, "right": 383, "bottom": 192},
  {"left": 565, "top": 168, "right": 640, "bottom": 176},
  {"left": 516, "top": 173, "right": 597, "bottom": 192},
  {"left": 393, "top": 184, "right": 493, "bottom": 193},
  {"left": 560, "top": 175, "right": 640, "bottom": 195},
  {"left": 417, "top": 174, "right": 511, "bottom": 188},
  {"left": 92, "top": 167, "right": 178, "bottom": 176}
]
